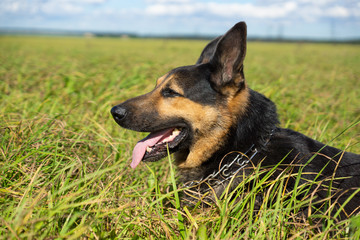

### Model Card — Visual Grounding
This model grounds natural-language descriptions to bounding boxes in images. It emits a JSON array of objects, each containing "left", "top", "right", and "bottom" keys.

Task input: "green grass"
[{"left": 0, "top": 35, "right": 359, "bottom": 239}]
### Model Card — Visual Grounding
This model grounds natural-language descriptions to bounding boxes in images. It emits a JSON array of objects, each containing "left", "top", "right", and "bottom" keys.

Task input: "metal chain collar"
[
  {"left": 183, "top": 144, "right": 257, "bottom": 188},
  {"left": 183, "top": 130, "right": 274, "bottom": 188}
]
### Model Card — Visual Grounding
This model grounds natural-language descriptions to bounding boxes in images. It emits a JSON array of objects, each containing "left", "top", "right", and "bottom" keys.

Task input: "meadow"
[{"left": 0, "top": 35, "right": 359, "bottom": 239}]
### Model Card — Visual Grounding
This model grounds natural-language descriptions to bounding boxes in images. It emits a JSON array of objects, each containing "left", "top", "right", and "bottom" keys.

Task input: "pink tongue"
[{"left": 131, "top": 128, "right": 174, "bottom": 169}]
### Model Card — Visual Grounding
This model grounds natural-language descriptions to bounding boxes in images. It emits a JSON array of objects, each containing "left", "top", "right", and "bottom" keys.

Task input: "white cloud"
[
  {"left": 146, "top": 3, "right": 195, "bottom": 15},
  {"left": 46, "top": 0, "right": 107, "bottom": 3},
  {"left": 79, "top": 0, "right": 107, "bottom": 3},
  {"left": 146, "top": 2, "right": 298, "bottom": 19},
  {"left": 0, "top": 0, "right": 106, "bottom": 15},
  {"left": 0, "top": 0, "right": 24, "bottom": 13},
  {"left": 326, "top": 6, "right": 349, "bottom": 18},
  {"left": 3, "top": 2, "right": 20, "bottom": 12},
  {"left": 41, "top": 2, "right": 84, "bottom": 15},
  {"left": 208, "top": 2, "right": 297, "bottom": 19},
  {"left": 145, "top": 0, "right": 191, "bottom": 3},
  {"left": 297, "top": 0, "right": 335, "bottom": 5},
  {"left": 2, "top": 0, "right": 358, "bottom": 21},
  {"left": 145, "top": 1, "right": 359, "bottom": 22}
]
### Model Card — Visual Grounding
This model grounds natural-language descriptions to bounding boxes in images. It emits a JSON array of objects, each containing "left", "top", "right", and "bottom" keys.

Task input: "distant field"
[{"left": 0, "top": 36, "right": 359, "bottom": 239}]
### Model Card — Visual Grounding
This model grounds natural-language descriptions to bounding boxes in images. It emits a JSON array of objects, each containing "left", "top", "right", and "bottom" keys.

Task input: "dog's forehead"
[{"left": 157, "top": 65, "right": 207, "bottom": 88}]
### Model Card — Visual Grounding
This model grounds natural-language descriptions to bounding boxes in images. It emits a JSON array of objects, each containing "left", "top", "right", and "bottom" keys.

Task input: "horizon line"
[{"left": 1, "top": 27, "right": 359, "bottom": 43}]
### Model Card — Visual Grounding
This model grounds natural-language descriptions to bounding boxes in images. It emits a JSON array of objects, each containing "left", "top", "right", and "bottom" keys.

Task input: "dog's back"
[{"left": 265, "top": 127, "right": 360, "bottom": 216}]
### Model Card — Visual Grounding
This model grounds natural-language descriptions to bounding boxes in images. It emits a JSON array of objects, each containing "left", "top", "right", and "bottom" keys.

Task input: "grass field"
[{"left": 0, "top": 36, "right": 359, "bottom": 239}]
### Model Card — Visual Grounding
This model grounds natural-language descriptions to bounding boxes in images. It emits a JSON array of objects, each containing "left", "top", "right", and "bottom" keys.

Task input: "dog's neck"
[
  {"left": 233, "top": 89, "right": 279, "bottom": 150},
  {"left": 207, "top": 89, "right": 279, "bottom": 165},
  {"left": 178, "top": 89, "right": 279, "bottom": 185}
]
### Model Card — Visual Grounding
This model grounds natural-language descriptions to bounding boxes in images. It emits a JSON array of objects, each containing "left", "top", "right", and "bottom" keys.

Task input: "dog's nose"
[{"left": 111, "top": 106, "right": 127, "bottom": 123}]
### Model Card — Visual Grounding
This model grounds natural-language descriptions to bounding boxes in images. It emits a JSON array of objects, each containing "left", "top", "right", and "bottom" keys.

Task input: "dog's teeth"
[
  {"left": 172, "top": 128, "right": 181, "bottom": 136},
  {"left": 146, "top": 146, "right": 152, "bottom": 152}
]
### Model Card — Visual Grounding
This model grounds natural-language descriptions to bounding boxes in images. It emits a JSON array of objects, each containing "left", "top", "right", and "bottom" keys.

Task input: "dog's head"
[{"left": 111, "top": 22, "right": 249, "bottom": 169}]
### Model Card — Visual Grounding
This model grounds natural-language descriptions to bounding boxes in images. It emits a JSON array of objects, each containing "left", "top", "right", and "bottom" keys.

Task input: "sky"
[{"left": 1, "top": 0, "right": 360, "bottom": 40}]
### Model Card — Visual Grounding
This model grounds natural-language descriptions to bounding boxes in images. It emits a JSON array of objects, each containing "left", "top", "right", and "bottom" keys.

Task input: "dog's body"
[{"left": 111, "top": 22, "right": 360, "bottom": 217}]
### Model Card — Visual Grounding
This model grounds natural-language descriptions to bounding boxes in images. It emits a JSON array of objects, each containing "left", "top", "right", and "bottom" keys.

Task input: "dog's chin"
[{"left": 142, "top": 127, "right": 189, "bottom": 163}]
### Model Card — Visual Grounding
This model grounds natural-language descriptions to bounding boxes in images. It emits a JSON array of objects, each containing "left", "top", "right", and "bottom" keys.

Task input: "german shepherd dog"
[{"left": 111, "top": 22, "right": 360, "bottom": 217}]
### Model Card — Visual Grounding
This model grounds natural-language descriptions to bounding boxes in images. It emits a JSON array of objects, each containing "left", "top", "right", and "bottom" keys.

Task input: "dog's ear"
[
  {"left": 196, "top": 36, "right": 221, "bottom": 64},
  {"left": 209, "top": 22, "right": 247, "bottom": 93}
]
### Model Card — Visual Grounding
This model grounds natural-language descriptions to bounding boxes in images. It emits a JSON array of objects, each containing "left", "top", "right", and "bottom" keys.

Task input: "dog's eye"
[{"left": 161, "top": 88, "right": 182, "bottom": 98}]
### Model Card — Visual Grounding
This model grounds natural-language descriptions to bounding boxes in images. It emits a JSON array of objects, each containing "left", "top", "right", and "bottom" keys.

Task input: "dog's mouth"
[{"left": 131, "top": 127, "right": 187, "bottom": 168}]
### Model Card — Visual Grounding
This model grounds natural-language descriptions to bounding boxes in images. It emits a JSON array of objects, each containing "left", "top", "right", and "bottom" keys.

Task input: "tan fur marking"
[
  {"left": 155, "top": 85, "right": 250, "bottom": 169},
  {"left": 156, "top": 74, "right": 168, "bottom": 86},
  {"left": 181, "top": 87, "right": 250, "bottom": 168},
  {"left": 168, "top": 81, "right": 185, "bottom": 96},
  {"left": 158, "top": 73, "right": 185, "bottom": 96},
  {"left": 179, "top": 126, "right": 231, "bottom": 168},
  {"left": 157, "top": 97, "right": 218, "bottom": 132},
  {"left": 227, "top": 84, "right": 249, "bottom": 116}
]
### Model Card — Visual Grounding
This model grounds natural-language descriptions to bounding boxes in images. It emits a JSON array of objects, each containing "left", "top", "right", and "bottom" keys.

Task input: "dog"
[{"left": 111, "top": 22, "right": 360, "bottom": 217}]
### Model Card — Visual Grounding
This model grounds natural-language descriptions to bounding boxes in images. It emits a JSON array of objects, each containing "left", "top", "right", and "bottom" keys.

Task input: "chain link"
[
  {"left": 182, "top": 129, "right": 275, "bottom": 188},
  {"left": 183, "top": 145, "right": 256, "bottom": 188}
]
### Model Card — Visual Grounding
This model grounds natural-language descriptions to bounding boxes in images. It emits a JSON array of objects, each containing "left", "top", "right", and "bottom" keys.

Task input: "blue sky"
[{"left": 1, "top": 0, "right": 359, "bottom": 39}]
